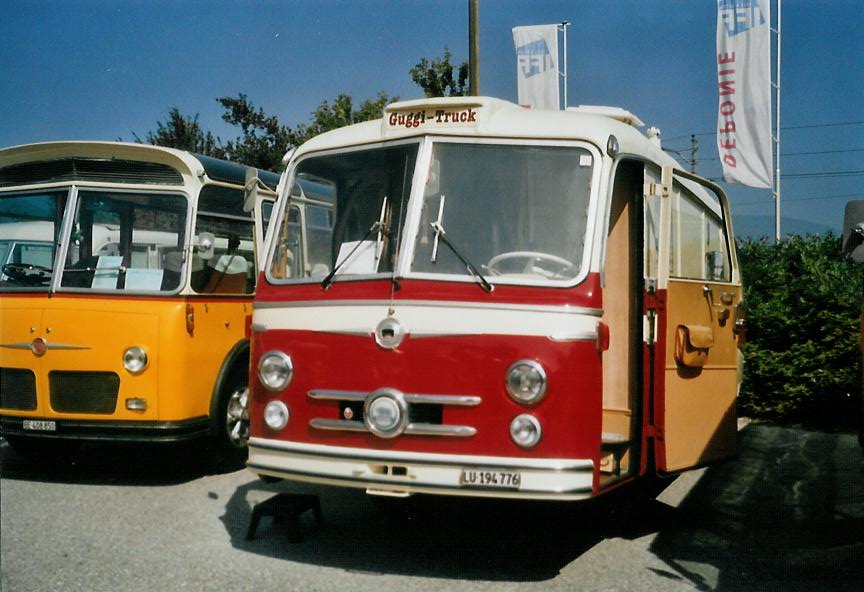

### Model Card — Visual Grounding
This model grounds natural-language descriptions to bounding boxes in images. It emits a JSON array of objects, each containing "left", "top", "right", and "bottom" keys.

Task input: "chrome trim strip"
[
  {"left": 309, "top": 419, "right": 368, "bottom": 432},
  {"left": 308, "top": 419, "right": 477, "bottom": 437},
  {"left": 308, "top": 389, "right": 367, "bottom": 402},
  {"left": 0, "top": 342, "right": 92, "bottom": 351},
  {"left": 248, "top": 437, "right": 594, "bottom": 471},
  {"left": 405, "top": 394, "right": 481, "bottom": 407},
  {"left": 256, "top": 299, "right": 603, "bottom": 317},
  {"left": 308, "top": 389, "right": 481, "bottom": 407},
  {"left": 548, "top": 330, "right": 598, "bottom": 342},
  {"left": 404, "top": 423, "right": 477, "bottom": 437}
]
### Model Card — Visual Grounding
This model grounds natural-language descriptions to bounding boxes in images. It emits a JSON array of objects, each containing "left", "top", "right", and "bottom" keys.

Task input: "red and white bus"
[{"left": 246, "top": 97, "right": 744, "bottom": 500}]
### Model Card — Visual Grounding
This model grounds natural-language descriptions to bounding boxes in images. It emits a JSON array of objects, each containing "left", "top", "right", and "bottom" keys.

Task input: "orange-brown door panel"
[{"left": 660, "top": 280, "right": 741, "bottom": 472}]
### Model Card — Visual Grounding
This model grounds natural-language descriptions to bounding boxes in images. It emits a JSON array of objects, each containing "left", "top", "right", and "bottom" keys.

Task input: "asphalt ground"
[{"left": 1, "top": 423, "right": 862, "bottom": 591}]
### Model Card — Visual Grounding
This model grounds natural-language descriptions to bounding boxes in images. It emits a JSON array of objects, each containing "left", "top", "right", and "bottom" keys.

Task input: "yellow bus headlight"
[{"left": 123, "top": 347, "right": 149, "bottom": 374}]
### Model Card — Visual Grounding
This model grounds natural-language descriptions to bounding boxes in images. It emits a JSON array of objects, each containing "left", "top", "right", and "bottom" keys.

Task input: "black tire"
[{"left": 210, "top": 373, "right": 250, "bottom": 466}]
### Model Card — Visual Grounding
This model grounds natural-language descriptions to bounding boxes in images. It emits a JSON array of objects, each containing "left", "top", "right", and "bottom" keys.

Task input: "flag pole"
[
  {"left": 560, "top": 21, "right": 569, "bottom": 109},
  {"left": 773, "top": 0, "right": 782, "bottom": 242}
]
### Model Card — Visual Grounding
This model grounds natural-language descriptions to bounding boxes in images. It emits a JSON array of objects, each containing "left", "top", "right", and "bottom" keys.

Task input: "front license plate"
[
  {"left": 22, "top": 420, "right": 56, "bottom": 432},
  {"left": 460, "top": 469, "right": 521, "bottom": 489}
]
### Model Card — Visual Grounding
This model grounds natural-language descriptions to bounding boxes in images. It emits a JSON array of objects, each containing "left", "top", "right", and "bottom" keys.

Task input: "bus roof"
[
  {"left": 291, "top": 96, "right": 680, "bottom": 170},
  {"left": 0, "top": 141, "right": 279, "bottom": 191}
]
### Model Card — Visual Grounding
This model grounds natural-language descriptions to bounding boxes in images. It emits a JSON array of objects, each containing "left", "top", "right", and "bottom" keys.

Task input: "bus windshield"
[
  {"left": 413, "top": 142, "right": 594, "bottom": 284},
  {"left": 270, "top": 140, "right": 595, "bottom": 286},
  {"left": 0, "top": 192, "right": 67, "bottom": 289},
  {"left": 271, "top": 144, "right": 417, "bottom": 281},
  {"left": 60, "top": 190, "right": 187, "bottom": 292}
]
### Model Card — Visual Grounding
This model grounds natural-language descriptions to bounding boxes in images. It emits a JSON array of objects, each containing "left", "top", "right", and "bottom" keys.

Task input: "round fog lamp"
[
  {"left": 258, "top": 351, "right": 293, "bottom": 391},
  {"left": 510, "top": 414, "right": 542, "bottom": 448},
  {"left": 263, "top": 400, "right": 290, "bottom": 431},
  {"left": 364, "top": 390, "right": 408, "bottom": 439},
  {"left": 123, "top": 346, "right": 148, "bottom": 374},
  {"left": 506, "top": 360, "right": 547, "bottom": 405}
]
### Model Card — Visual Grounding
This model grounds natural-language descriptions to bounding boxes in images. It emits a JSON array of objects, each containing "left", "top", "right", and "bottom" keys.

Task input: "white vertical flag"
[
  {"left": 513, "top": 25, "right": 560, "bottom": 110},
  {"left": 716, "top": 0, "right": 773, "bottom": 188}
]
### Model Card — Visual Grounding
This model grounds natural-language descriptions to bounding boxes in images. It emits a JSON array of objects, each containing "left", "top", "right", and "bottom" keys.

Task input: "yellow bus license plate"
[{"left": 22, "top": 420, "right": 57, "bottom": 432}]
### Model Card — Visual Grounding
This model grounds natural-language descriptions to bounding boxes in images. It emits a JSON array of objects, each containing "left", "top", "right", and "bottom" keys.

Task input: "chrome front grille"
[
  {"left": 49, "top": 371, "right": 120, "bottom": 414},
  {"left": 0, "top": 367, "right": 38, "bottom": 410},
  {"left": 308, "top": 388, "right": 479, "bottom": 438}
]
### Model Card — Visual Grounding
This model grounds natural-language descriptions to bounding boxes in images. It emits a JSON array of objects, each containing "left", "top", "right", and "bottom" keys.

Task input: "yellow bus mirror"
[{"left": 243, "top": 167, "right": 259, "bottom": 213}]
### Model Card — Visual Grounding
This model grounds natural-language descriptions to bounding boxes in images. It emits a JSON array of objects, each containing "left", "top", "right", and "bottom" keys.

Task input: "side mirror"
[
  {"left": 197, "top": 232, "right": 216, "bottom": 261},
  {"left": 842, "top": 201, "right": 864, "bottom": 263},
  {"left": 243, "top": 167, "right": 259, "bottom": 214}
]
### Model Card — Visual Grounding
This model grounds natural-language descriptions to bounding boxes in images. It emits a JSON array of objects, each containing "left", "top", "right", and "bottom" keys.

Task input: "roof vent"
[{"left": 566, "top": 105, "right": 645, "bottom": 128}]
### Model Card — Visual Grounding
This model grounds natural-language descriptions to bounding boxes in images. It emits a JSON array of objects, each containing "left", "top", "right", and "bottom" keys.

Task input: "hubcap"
[{"left": 225, "top": 387, "right": 249, "bottom": 448}]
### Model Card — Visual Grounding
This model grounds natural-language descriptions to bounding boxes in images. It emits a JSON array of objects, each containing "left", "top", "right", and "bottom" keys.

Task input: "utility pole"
[
  {"left": 469, "top": 0, "right": 480, "bottom": 95},
  {"left": 690, "top": 134, "right": 698, "bottom": 174}
]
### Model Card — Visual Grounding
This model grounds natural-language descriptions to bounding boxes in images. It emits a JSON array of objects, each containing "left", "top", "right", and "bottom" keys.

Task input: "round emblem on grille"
[
  {"left": 374, "top": 317, "right": 405, "bottom": 349},
  {"left": 364, "top": 388, "right": 409, "bottom": 438},
  {"left": 31, "top": 337, "right": 48, "bottom": 357}
]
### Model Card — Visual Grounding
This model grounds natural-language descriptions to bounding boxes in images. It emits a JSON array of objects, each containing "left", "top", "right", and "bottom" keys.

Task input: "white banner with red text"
[
  {"left": 513, "top": 25, "right": 560, "bottom": 110},
  {"left": 716, "top": 0, "right": 773, "bottom": 188}
]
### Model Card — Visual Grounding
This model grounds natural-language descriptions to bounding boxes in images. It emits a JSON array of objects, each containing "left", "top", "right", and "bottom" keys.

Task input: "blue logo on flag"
[
  {"left": 516, "top": 39, "right": 555, "bottom": 78},
  {"left": 718, "top": 0, "right": 766, "bottom": 37}
]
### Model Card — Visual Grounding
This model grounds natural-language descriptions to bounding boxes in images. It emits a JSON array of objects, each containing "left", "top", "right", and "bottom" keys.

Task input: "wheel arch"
[{"left": 208, "top": 339, "right": 250, "bottom": 434}]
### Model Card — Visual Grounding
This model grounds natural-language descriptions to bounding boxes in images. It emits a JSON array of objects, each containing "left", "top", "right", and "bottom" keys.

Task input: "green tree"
[
  {"left": 737, "top": 234, "right": 862, "bottom": 426},
  {"left": 216, "top": 93, "right": 298, "bottom": 172},
  {"left": 293, "top": 91, "right": 397, "bottom": 145},
  {"left": 134, "top": 107, "right": 225, "bottom": 158},
  {"left": 410, "top": 47, "right": 469, "bottom": 98},
  {"left": 140, "top": 92, "right": 397, "bottom": 171}
]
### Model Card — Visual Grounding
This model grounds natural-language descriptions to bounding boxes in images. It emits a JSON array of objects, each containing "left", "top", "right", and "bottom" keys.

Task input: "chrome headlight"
[
  {"left": 123, "top": 346, "right": 148, "bottom": 374},
  {"left": 505, "top": 360, "right": 547, "bottom": 405},
  {"left": 258, "top": 351, "right": 293, "bottom": 391},
  {"left": 510, "top": 414, "right": 542, "bottom": 448},
  {"left": 263, "top": 400, "right": 290, "bottom": 431}
]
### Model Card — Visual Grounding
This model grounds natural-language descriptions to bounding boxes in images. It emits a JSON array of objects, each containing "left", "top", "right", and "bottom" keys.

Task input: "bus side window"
[
  {"left": 274, "top": 205, "right": 303, "bottom": 278},
  {"left": 669, "top": 185, "right": 731, "bottom": 282},
  {"left": 305, "top": 204, "right": 332, "bottom": 278},
  {"left": 194, "top": 186, "right": 255, "bottom": 294}
]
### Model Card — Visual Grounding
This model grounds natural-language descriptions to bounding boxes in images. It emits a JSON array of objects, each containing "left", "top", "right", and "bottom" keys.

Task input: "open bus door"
[
  {"left": 645, "top": 165, "right": 742, "bottom": 473},
  {"left": 841, "top": 200, "right": 864, "bottom": 450}
]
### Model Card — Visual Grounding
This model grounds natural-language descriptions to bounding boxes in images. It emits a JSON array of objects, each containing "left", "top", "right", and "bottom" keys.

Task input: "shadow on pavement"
[
  {"left": 221, "top": 425, "right": 864, "bottom": 585},
  {"left": 0, "top": 437, "right": 245, "bottom": 486},
  {"left": 650, "top": 424, "right": 864, "bottom": 591},
  {"left": 220, "top": 469, "right": 678, "bottom": 581}
]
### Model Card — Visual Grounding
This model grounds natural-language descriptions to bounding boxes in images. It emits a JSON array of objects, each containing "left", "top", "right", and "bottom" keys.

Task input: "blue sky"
[{"left": 2, "top": 0, "right": 862, "bottom": 238}]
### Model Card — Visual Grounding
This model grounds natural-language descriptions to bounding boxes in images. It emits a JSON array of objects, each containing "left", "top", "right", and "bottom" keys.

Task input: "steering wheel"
[
  {"left": 1, "top": 263, "right": 52, "bottom": 285},
  {"left": 487, "top": 251, "right": 574, "bottom": 279}
]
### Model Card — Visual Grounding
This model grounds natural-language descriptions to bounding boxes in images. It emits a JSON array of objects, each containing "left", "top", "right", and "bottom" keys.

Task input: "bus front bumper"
[
  {"left": 0, "top": 415, "right": 211, "bottom": 443},
  {"left": 247, "top": 438, "right": 596, "bottom": 501}
]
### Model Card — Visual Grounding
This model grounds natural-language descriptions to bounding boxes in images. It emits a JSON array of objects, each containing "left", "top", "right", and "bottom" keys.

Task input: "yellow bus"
[{"left": 0, "top": 141, "right": 278, "bottom": 459}]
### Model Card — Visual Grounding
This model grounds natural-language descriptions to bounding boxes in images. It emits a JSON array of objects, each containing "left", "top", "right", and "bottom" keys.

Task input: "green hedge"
[{"left": 736, "top": 234, "right": 863, "bottom": 427}]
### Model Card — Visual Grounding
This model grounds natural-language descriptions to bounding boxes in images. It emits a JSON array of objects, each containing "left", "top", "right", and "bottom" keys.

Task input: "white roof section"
[
  {"left": 0, "top": 141, "right": 207, "bottom": 180},
  {"left": 566, "top": 105, "right": 645, "bottom": 127},
  {"left": 291, "top": 96, "right": 679, "bottom": 170}
]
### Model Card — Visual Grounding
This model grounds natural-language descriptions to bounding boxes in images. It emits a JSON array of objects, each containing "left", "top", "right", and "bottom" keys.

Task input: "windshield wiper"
[
  {"left": 429, "top": 221, "right": 494, "bottom": 293},
  {"left": 320, "top": 219, "right": 386, "bottom": 291}
]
